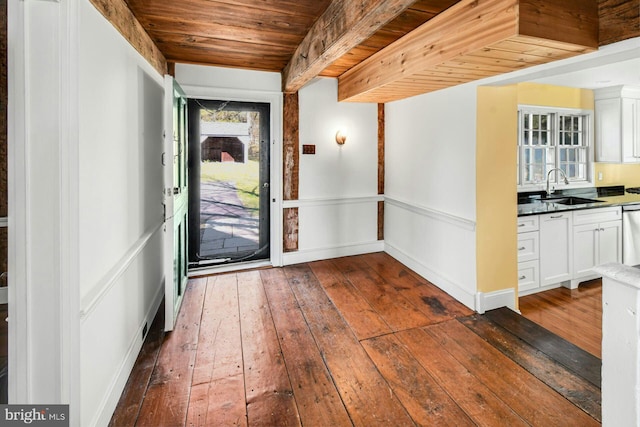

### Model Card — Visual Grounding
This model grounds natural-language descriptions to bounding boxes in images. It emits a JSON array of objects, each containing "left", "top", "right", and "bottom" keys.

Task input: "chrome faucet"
[{"left": 546, "top": 168, "right": 569, "bottom": 197}]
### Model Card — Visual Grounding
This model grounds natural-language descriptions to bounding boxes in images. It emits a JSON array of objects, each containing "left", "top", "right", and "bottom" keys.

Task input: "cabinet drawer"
[
  {"left": 573, "top": 206, "right": 621, "bottom": 225},
  {"left": 518, "top": 260, "right": 540, "bottom": 292},
  {"left": 517, "top": 231, "right": 539, "bottom": 262},
  {"left": 518, "top": 216, "right": 539, "bottom": 233}
]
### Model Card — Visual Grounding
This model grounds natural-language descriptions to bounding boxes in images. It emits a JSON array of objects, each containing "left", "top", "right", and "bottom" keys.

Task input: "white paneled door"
[{"left": 164, "top": 75, "right": 189, "bottom": 331}]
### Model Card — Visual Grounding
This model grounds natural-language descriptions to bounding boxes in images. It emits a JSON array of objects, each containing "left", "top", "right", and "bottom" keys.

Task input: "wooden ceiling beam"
[
  {"left": 338, "top": 0, "right": 598, "bottom": 103},
  {"left": 598, "top": 0, "right": 640, "bottom": 46},
  {"left": 282, "top": 0, "right": 419, "bottom": 93},
  {"left": 89, "top": 0, "right": 167, "bottom": 75}
]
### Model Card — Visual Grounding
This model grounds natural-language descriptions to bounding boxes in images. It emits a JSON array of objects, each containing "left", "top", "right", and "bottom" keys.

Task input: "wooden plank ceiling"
[
  {"left": 339, "top": 0, "right": 599, "bottom": 102},
  {"left": 123, "top": 0, "right": 636, "bottom": 103},
  {"left": 124, "top": 0, "right": 457, "bottom": 77},
  {"left": 124, "top": 0, "right": 334, "bottom": 73}
]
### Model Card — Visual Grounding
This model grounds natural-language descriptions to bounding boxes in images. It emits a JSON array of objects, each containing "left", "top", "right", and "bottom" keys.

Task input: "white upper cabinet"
[{"left": 595, "top": 86, "right": 640, "bottom": 163}]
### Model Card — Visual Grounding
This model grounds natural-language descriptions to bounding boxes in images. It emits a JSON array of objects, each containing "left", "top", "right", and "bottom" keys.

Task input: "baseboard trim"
[
  {"left": 188, "top": 260, "right": 272, "bottom": 277},
  {"left": 282, "top": 241, "right": 384, "bottom": 265},
  {"left": 90, "top": 280, "right": 164, "bottom": 427},
  {"left": 475, "top": 288, "right": 517, "bottom": 314},
  {"left": 384, "top": 243, "right": 476, "bottom": 311}
]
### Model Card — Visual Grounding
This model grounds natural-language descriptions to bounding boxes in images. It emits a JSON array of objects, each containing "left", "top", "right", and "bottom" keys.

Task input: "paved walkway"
[{"left": 199, "top": 180, "right": 259, "bottom": 259}]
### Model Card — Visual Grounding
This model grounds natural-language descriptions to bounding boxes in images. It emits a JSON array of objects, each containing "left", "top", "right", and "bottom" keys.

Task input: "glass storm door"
[{"left": 187, "top": 100, "right": 270, "bottom": 267}]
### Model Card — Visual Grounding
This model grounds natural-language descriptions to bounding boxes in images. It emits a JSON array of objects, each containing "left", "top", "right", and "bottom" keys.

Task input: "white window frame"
[{"left": 517, "top": 105, "right": 595, "bottom": 192}]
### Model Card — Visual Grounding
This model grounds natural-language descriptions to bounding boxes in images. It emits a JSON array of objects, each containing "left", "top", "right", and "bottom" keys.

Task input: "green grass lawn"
[{"left": 201, "top": 160, "right": 260, "bottom": 214}]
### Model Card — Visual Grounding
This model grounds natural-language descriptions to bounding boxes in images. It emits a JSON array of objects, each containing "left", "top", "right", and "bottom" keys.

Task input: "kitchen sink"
[{"left": 542, "top": 196, "right": 603, "bottom": 205}]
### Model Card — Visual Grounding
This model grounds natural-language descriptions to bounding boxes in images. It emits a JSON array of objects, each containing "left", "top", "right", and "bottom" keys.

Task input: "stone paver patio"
[{"left": 199, "top": 180, "right": 259, "bottom": 259}]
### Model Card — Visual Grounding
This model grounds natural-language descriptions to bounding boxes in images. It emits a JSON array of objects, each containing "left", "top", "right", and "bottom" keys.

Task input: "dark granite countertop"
[{"left": 517, "top": 186, "right": 640, "bottom": 217}]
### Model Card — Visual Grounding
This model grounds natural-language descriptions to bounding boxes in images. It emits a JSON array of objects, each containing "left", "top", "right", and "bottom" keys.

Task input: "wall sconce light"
[{"left": 335, "top": 129, "right": 347, "bottom": 145}]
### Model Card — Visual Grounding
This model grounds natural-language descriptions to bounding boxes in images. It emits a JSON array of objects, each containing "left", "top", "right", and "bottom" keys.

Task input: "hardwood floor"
[
  {"left": 110, "top": 253, "right": 601, "bottom": 426},
  {"left": 520, "top": 279, "right": 602, "bottom": 358}
]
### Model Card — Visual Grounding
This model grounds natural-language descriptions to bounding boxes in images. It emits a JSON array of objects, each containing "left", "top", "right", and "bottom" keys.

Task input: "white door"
[
  {"left": 598, "top": 220, "right": 622, "bottom": 265},
  {"left": 164, "top": 75, "right": 189, "bottom": 331},
  {"left": 573, "top": 223, "right": 597, "bottom": 279},
  {"left": 539, "top": 213, "right": 573, "bottom": 286}
]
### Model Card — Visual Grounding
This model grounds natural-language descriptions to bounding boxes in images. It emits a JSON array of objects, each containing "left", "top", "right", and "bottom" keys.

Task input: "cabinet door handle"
[
  {"left": 518, "top": 223, "right": 526, "bottom": 227},
  {"left": 550, "top": 215, "right": 563, "bottom": 219},
  {"left": 518, "top": 246, "right": 526, "bottom": 251},
  {"left": 519, "top": 275, "right": 526, "bottom": 280}
]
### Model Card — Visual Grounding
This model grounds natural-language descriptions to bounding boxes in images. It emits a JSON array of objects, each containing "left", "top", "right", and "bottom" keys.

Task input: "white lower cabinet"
[
  {"left": 517, "top": 216, "right": 540, "bottom": 294},
  {"left": 518, "top": 259, "right": 540, "bottom": 293},
  {"left": 571, "top": 207, "right": 622, "bottom": 287},
  {"left": 517, "top": 231, "right": 539, "bottom": 262},
  {"left": 539, "top": 212, "right": 573, "bottom": 287},
  {"left": 518, "top": 206, "right": 623, "bottom": 294}
]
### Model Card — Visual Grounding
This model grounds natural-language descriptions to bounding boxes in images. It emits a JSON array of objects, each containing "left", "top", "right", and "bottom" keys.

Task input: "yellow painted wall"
[
  {"left": 476, "top": 86, "right": 518, "bottom": 298},
  {"left": 516, "top": 82, "right": 594, "bottom": 109},
  {"left": 596, "top": 163, "right": 640, "bottom": 186},
  {"left": 476, "top": 83, "right": 597, "bottom": 308}
]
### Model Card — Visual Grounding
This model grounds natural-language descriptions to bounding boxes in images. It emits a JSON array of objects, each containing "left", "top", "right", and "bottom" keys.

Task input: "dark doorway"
[{"left": 187, "top": 100, "right": 270, "bottom": 267}]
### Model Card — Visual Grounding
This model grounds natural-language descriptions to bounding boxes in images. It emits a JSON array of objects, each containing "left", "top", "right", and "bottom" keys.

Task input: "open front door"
[{"left": 163, "top": 75, "right": 189, "bottom": 331}]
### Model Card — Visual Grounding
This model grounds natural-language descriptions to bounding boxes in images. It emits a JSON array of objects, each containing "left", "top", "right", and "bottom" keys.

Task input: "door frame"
[{"left": 179, "top": 84, "right": 283, "bottom": 268}]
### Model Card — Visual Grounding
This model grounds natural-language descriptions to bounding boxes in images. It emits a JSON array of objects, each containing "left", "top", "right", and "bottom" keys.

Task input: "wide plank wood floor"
[
  {"left": 520, "top": 279, "right": 602, "bottom": 358},
  {"left": 110, "top": 253, "right": 600, "bottom": 426}
]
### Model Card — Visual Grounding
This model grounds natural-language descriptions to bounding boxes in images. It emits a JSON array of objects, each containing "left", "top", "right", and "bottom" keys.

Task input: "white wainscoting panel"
[
  {"left": 282, "top": 196, "right": 382, "bottom": 265},
  {"left": 80, "top": 228, "right": 164, "bottom": 427},
  {"left": 384, "top": 199, "right": 477, "bottom": 310}
]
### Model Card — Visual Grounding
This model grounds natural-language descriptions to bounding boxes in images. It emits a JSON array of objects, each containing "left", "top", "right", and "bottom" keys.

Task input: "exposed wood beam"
[
  {"left": 598, "top": 0, "right": 640, "bottom": 46},
  {"left": 377, "top": 103, "right": 385, "bottom": 241},
  {"left": 377, "top": 103, "right": 385, "bottom": 197},
  {"left": 89, "top": 0, "right": 167, "bottom": 76},
  {"left": 282, "top": 0, "right": 419, "bottom": 93},
  {"left": 283, "top": 93, "right": 300, "bottom": 201},
  {"left": 338, "top": 0, "right": 598, "bottom": 103},
  {"left": 283, "top": 208, "right": 299, "bottom": 252},
  {"left": 283, "top": 93, "right": 300, "bottom": 252}
]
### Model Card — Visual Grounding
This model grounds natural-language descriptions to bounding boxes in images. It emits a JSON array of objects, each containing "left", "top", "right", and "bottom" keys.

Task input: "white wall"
[
  {"left": 175, "top": 63, "right": 284, "bottom": 267},
  {"left": 77, "top": 2, "right": 166, "bottom": 426},
  {"left": 8, "top": 0, "right": 71, "bottom": 407},
  {"left": 176, "top": 63, "right": 281, "bottom": 93},
  {"left": 384, "top": 84, "right": 478, "bottom": 308},
  {"left": 286, "top": 78, "right": 382, "bottom": 264},
  {"left": 173, "top": 70, "right": 382, "bottom": 265}
]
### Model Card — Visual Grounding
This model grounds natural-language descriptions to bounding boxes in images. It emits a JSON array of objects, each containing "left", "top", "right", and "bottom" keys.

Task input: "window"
[{"left": 517, "top": 106, "right": 593, "bottom": 188}]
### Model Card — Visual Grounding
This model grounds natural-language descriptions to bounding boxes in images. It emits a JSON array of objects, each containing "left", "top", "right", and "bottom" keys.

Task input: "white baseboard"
[
  {"left": 283, "top": 241, "right": 385, "bottom": 265},
  {"left": 91, "top": 280, "right": 164, "bottom": 427},
  {"left": 475, "top": 288, "right": 517, "bottom": 314},
  {"left": 384, "top": 243, "right": 476, "bottom": 311}
]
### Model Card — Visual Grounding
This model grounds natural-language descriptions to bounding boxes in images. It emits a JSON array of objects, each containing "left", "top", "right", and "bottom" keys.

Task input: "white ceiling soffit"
[{"left": 484, "top": 37, "right": 640, "bottom": 89}]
